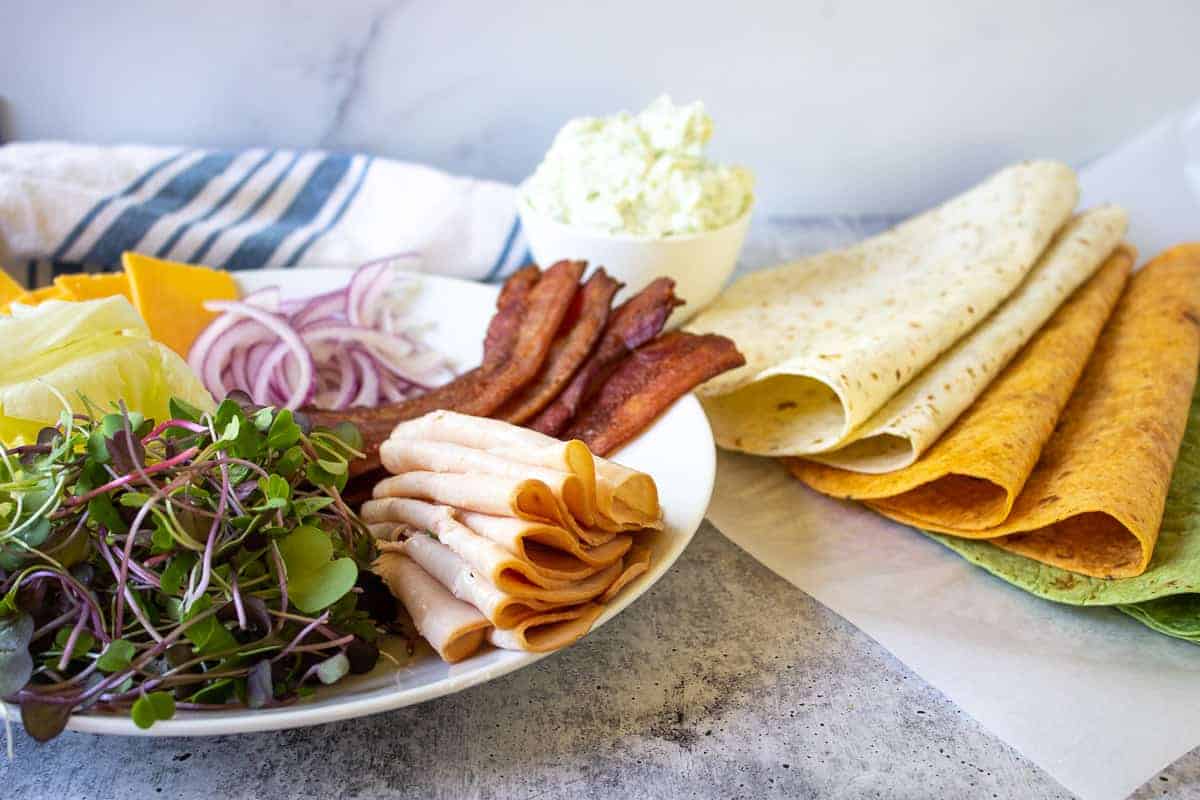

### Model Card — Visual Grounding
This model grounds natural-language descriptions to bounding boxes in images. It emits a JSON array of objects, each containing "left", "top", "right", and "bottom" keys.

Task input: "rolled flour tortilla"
[
  {"left": 792, "top": 246, "right": 1132, "bottom": 530},
  {"left": 387, "top": 410, "right": 661, "bottom": 531},
  {"left": 806, "top": 206, "right": 1127, "bottom": 472},
  {"left": 372, "top": 551, "right": 488, "bottom": 663},
  {"left": 687, "top": 160, "right": 1079, "bottom": 456}
]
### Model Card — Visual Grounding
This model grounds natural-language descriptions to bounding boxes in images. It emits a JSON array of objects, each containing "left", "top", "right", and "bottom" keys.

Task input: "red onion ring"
[{"left": 191, "top": 259, "right": 450, "bottom": 410}]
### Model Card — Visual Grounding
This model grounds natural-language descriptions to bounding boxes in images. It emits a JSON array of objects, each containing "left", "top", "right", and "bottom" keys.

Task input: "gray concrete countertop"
[{"left": 5, "top": 523, "right": 1198, "bottom": 799}]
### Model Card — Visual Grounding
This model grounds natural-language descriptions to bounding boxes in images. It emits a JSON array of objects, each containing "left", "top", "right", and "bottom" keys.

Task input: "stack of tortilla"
[
  {"left": 364, "top": 410, "right": 659, "bottom": 662},
  {"left": 687, "top": 158, "right": 1200, "bottom": 642}
]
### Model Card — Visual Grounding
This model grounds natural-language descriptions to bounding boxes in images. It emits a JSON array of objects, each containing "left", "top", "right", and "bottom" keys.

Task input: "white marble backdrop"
[{"left": 1, "top": 0, "right": 1199, "bottom": 214}]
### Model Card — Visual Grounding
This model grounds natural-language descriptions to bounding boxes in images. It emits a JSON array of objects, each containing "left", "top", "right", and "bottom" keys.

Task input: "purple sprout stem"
[
  {"left": 68, "top": 605, "right": 220, "bottom": 706},
  {"left": 269, "top": 541, "right": 288, "bottom": 634},
  {"left": 31, "top": 608, "right": 81, "bottom": 642},
  {"left": 111, "top": 494, "right": 159, "bottom": 640},
  {"left": 287, "top": 635, "right": 354, "bottom": 656},
  {"left": 66, "top": 446, "right": 199, "bottom": 507},
  {"left": 55, "top": 611, "right": 91, "bottom": 672},
  {"left": 230, "top": 572, "right": 247, "bottom": 630},
  {"left": 97, "top": 536, "right": 160, "bottom": 589},
  {"left": 271, "top": 611, "right": 330, "bottom": 662},
  {"left": 265, "top": 609, "right": 341, "bottom": 640},
  {"left": 142, "top": 418, "right": 207, "bottom": 442},
  {"left": 96, "top": 536, "right": 163, "bottom": 643},
  {"left": 187, "top": 464, "right": 229, "bottom": 605},
  {"left": 118, "top": 401, "right": 156, "bottom": 491}
]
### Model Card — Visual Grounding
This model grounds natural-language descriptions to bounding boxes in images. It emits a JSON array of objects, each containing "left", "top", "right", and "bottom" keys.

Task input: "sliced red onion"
[
  {"left": 243, "top": 287, "right": 281, "bottom": 312},
  {"left": 290, "top": 289, "right": 346, "bottom": 329},
  {"left": 253, "top": 343, "right": 290, "bottom": 406},
  {"left": 327, "top": 348, "right": 359, "bottom": 410},
  {"left": 191, "top": 255, "right": 448, "bottom": 410},
  {"left": 205, "top": 301, "right": 314, "bottom": 409},
  {"left": 349, "top": 349, "right": 380, "bottom": 408},
  {"left": 348, "top": 253, "right": 419, "bottom": 328},
  {"left": 198, "top": 318, "right": 271, "bottom": 397}
]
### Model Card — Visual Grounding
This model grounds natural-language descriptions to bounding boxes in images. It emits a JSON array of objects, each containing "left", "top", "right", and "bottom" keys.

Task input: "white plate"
[{"left": 36, "top": 268, "right": 715, "bottom": 736}]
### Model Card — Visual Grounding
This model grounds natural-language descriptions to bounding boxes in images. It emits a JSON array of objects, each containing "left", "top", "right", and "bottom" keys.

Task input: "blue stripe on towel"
[
  {"left": 50, "top": 149, "right": 188, "bottom": 269},
  {"left": 155, "top": 149, "right": 276, "bottom": 260},
  {"left": 223, "top": 153, "right": 354, "bottom": 271},
  {"left": 189, "top": 150, "right": 302, "bottom": 265},
  {"left": 283, "top": 155, "right": 373, "bottom": 268},
  {"left": 483, "top": 216, "right": 521, "bottom": 282},
  {"left": 81, "top": 151, "right": 237, "bottom": 268}
]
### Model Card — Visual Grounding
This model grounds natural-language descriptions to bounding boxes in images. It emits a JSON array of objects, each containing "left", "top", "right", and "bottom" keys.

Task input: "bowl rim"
[{"left": 516, "top": 192, "right": 754, "bottom": 244}]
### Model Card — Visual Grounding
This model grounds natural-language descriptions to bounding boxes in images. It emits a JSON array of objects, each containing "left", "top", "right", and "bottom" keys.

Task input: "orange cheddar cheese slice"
[
  {"left": 0, "top": 269, "right": 23, "bottom": 305},
  {"left": 121, "top": 252, "right": 239, "bottom": 357},
  {"left": 54, "top": 272, "right": 133, "bottom": 303}
]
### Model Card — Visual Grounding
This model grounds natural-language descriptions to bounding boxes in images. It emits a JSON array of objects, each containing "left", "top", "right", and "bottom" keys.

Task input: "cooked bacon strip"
[
  {"left": 564, "top": 331, "right": 746, "bottom": 455},
  {"left": 483, "top": 264, "right": 541, "bottom": 364},
  {"left": 311, "top": 260, "right": 583, "bottom": 474},
  {"left": 496, "top": 269, "right": 621, "bottom": 424},
  {"left": 529, "top": 278, "right": 682, "bottom": 436}
]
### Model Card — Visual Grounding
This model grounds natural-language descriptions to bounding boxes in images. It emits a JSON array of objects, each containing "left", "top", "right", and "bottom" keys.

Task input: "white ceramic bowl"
[{"left": 517, "top": 197, "right": 751, "bottom": 325}]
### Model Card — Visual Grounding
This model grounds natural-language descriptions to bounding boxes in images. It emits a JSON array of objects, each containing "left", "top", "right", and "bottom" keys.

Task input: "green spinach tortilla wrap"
[{"left": 688, "top": 160, "right": 1079, "bottom": 457}]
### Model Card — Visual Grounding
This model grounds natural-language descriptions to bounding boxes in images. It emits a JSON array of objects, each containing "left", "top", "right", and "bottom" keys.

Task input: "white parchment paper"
[{"left": 710, "top": 101, "right": 1200, "bottom": 800}]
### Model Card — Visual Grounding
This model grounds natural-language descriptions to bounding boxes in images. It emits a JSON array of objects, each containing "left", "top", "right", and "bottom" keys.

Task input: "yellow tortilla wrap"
[
  {"left": 791, "top": 244, "right": 1133, "bottom": 530},
  {"left": 980, "top": 245, "right": 1200, "bottom": 577},
  {"left": 687, "top": 161, "right": 1078, "bottom": 456}
]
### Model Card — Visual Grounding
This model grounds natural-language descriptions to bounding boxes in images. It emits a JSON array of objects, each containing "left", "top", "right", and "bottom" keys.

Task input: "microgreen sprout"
[{"left": 0, "top": 395, "right": 396, "bottom": 742}]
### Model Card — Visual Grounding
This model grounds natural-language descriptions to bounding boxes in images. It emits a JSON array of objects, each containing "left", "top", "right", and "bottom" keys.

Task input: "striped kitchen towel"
[{"left": 0, "top": 142, "right": 531, "bottom": 287}]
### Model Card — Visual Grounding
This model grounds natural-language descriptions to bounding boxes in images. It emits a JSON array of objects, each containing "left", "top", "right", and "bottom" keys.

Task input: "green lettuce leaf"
[{"left": 0, "top": 296, "right": 214, "bottom": 445}]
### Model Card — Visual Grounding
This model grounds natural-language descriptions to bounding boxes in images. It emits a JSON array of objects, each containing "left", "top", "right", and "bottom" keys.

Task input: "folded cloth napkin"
[{"left": 0, "top": 142, "right": 530, "bottom": 286}]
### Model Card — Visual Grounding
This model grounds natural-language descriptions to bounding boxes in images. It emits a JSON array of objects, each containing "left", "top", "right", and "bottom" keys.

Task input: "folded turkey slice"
[
  {"left": 380, "top": 437, "right": 596, "bottom": 527},
  {"left": 599, "top": 544, "right": 652, "bottom": 604},
  {"left": 372, "top": 469, "right": 573, "bottom": 530},
  {"left": 389, "top": 535, "right": 557, "bottom": 628},
  {"left": 362, "top": 497, "right": 622, "bottom": 599},
  {"left": 487, "top": 604, "right": 606, "bottom": 653},
  {"left": 371, "top": 551, "right": 488, "bottom": 663},
  {"left": 458, "top": 511, "right": 631, "bottom": 578},
  {"left": 386, "top": 410, "right": 661, "bottom": 531}
]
